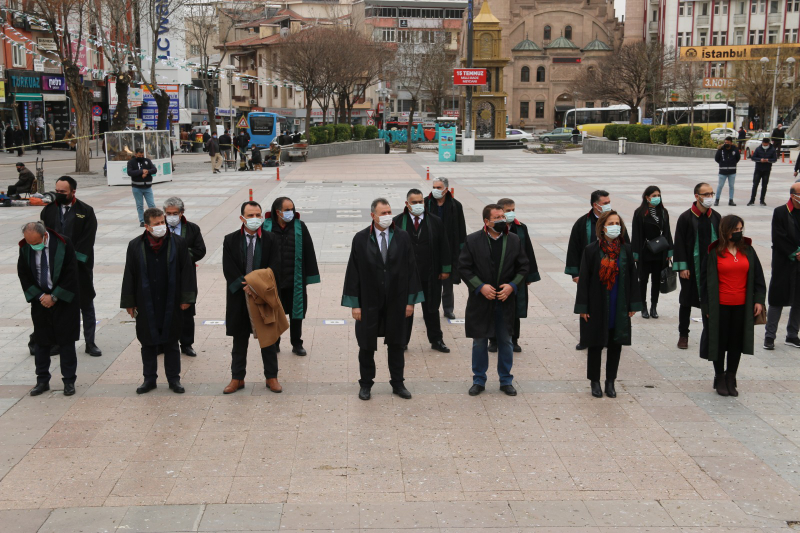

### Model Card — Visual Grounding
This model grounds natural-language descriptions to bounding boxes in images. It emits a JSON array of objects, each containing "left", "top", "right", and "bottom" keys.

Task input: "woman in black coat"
[
  {"left": 574, "top": 211, "right": 643, "bottom": 398},
  {"left": 631, "top": 186, "right": 673, "bottom": 319}
]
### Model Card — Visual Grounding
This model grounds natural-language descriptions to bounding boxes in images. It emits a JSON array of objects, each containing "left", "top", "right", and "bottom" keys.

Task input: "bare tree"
[
  {"left": 672, "top": 61, "right": 704, "bottom": 129},
  {"left": 736, "top": 59, "right": 797, "bottom": 129},
  {"left": 422, "top": 36, "right": 455, "bottom": 117}
]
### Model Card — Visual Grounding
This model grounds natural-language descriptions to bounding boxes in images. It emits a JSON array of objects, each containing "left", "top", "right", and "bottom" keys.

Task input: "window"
[
  {"left": 749, "top": 29, "right": 764, "bottom": 43},
  {"left": 535, "top": 101, "right": 545, "bottom": 119},
  {"left": 701, "top": 2, "right": 709, "bottom": 15},
  {"left": 564, "top": 25, "right": 572, "bottom": 40},
  {"left": 520, "top": 101, "right": 529, "bottom": 119},
  {"left": 738, "top": 1, "right": 746, "bottom": 14},
  {"left": 677, "top": 32, "right": 690, "bottom": 46},
  {"left": 712, "top": 31, "right": 727, "bottom": 45},
  {"left": 699, "top": 30, "right": 708, "bottom": 45},
  {"left": 190, "top": 44, "right": 201, "bottom": 56},
  {"left": 250, "top": 115, "right": 274, "bottom": 135},
  {"left": 789, "top": 0, "right": 800, "bottom": 11},
  {"left": 714, "top": 1, "right": 728, "bottom": 14},
  {"left": 259, "top": 85, "right": 263, "bottom": 97},
  {"left": 770, "top": 0, "right": 779, "bottom": 11},
  {"left": 736, "top": 30, "right": 744, "bottom": 44},
  {"left": 679, "top": 2, "right": 693, "bottom": 15},
  {"left": 273, "top": 86, "right": 278, "bottom": 98},
  {"left": 710, "top": 62, "right": 725, "bottom": 77},
  {"left": 376, "top": 28, "right": 395, "bottom": 42},
  {"left": 768, "top": 28, "right": 778, "bottom": 43},
  {"left": 585, "top": 102, "right": 595, "bottom": 108},
  {"left": 521, "top": 66, "right": 530, "bottom": 82},
  {"left": 12, "top": 42, "right": 26, "bottom": 67},
  {"left": 652, "top": 9, "right": 658, "bottom": 21},
  {"left": 536, "top": 66, "right": 545, "bottom": 82},
  {"left": 288, "top": 87, "right": 293, "bottom": 99},
  {"left": 786, "top": 29, "right": 799, "bottom": 42},
  {"left": 444, "top": 9, "right": 464, "bottom": 18},
  {"left": 760, "top": 0, "right": 767, "bottom": 12},
  {"left": 544, "top": 25, "right": 551, "bottom": 40}
]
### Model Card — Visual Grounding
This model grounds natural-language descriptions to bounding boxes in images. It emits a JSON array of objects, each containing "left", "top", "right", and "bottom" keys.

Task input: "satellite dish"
[{"left": 280, "top": 27, "right": 289, "bottom": 38}]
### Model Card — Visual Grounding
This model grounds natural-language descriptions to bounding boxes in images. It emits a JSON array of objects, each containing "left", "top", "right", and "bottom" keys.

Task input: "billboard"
[
  {"left": 454, "top": 68, "right": 487, "bottom": 85},
  {"left": 680, "top": 43, "right": 800, "bottom": 61},
  {"left": 141, "top": 85, "right": 180, "bottom": 128}
]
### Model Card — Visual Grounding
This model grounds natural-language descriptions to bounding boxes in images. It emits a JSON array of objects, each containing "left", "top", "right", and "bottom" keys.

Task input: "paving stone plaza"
[{"left": 1, "top": 150, "right": 799, "bottom": 532}]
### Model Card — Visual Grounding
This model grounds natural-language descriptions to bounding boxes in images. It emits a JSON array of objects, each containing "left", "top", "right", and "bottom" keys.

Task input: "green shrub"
[
  {"left": 650, "top": 125, "right": 669, "bottom": 144},
  {"left": 365, "top": 125, "right": 379, "bottom": 140},
  {"left": 308, "top": 126, "right": 321, "bottom": 145},
  {"left": 334, "top": 123, "right": 351, "bottom": 142},
  {"left": 603, "top": 124, "right": 621, "bottom": 140},
  {"left": 690, "top": 128, "right": 716, "bottom": 149},
  {"left": 323, "top": 124, "right": 336, "bottom": 143},
  {"left": 627, "top": 124, "right": 654, "bottom": 143},
  {"left": 353, "top": 124, "right": 366, "bottom": 141}
]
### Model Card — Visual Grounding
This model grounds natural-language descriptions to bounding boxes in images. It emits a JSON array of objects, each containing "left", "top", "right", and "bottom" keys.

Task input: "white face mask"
[
  {"left": 244, "top": 217, "right": 262, "bottom": 231},
  {"left": 431, "top": 188, "right": 444, "bottom": 199},
  {"left": 409, "top": 204, "right": 425, "bottom": 216},
  {"left": 376, "top": 214, "right": 393, "bottom": 229},
  {"left": 598, "top": 203, "right": 612, "bottom": 213},
  {"left": 150, "top": 225, "right": 167, "bottom": 238},
  {"left": 166, "top": 215, "right": 180, "bottom": 227},
  {"left": 701, "top": 197, "right": 715, "bottom": 208},
  {"left": 504, "top": 211, "right": 516, "bottom": 223},
  {"left": 605, "top": 225, "right": 621, "bottom": 239},
  {"left": 282, "top": 210, "right": 295, "bottom": 223}
]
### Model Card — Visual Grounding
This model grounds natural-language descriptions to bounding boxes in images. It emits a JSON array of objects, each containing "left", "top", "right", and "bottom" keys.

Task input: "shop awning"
[
  {"left": 43, "top": 94, "right": 66, "bottom": 102},
  {"left": 14, "top": 94, "right": 42, "bottom": 102}
]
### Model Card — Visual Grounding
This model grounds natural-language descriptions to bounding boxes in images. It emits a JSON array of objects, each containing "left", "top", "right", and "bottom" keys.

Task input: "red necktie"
[{"left": 414, "top": 217, "right": 420, "bottom": 231}]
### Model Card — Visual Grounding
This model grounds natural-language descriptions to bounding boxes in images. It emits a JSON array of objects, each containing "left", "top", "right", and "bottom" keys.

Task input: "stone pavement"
[{"left": 0, "top": 150, "right": 799, "bottom": 532}]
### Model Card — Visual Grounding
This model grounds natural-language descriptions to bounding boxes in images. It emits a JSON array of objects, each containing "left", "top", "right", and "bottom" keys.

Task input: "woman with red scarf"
[{"left": 574, "top": 211, "right": 643, "bottom": 398}]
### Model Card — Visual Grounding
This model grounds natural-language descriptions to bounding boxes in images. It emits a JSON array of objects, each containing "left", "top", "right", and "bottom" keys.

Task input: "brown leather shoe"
[
  {"left": 266, "top": 378, "right": 282, "bottom": 393},
  {"left": 677, "top": 336, "right": 689, "bottom": 350},
  {"left": 223, "top": 379, "right": 244, "bottom": 394}
]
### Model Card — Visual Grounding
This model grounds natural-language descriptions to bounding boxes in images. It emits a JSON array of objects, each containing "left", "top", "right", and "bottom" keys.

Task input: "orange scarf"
[{"left": 599, "top": 238, "right": 621, "bottom": 290}]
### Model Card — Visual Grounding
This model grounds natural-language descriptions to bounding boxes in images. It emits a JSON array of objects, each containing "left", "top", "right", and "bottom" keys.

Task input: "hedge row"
[
  {"left": 308, "top": 124, "right": 379, "bottom": 145},
  {"left": 603, "top": 123, "right": 716, "bottom": 148}
]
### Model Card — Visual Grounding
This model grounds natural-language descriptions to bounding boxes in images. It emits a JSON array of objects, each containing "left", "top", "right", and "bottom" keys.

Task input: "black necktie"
[
  {"left": 39, "top": 247, "right": 49, "bottom": 291},
  {"left": 414, "top": 217, "right": 420, "bottom": 231},
  {"left": 246, "top": 235, "right": 255, "bottom": 274}
]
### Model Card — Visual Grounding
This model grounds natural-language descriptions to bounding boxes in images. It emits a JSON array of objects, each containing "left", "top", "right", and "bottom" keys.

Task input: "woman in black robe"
[{"left": 630, "top": 185, "right": 673, "bottom": 319}]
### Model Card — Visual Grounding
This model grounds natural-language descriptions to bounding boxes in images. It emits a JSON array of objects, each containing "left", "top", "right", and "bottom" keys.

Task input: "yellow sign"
[
  {"left": 236, "top": 115, "right": 249, "bottom": 129},
  {"left": 0, "top": 82, "right": 5, "bottom": 103},
  {"left": 680, "top": 43, "right": 800, "bottom": 61}
]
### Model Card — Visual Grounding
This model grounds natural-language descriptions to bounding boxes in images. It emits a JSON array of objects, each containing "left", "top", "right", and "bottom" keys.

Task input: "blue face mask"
[
  {"left": 282, "top": 211, "right": 295, "bottom": 223},
  {"left": 30, "top": 242, "right": 46, "bottom": 251},
  {"left": 605, "top": 225, "right": 622, "bottom": 239},
  {"left": 650, "top": 196, "right": 661, "bottom": 206}
]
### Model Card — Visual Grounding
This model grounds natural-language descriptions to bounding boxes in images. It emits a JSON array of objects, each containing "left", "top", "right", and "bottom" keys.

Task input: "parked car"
[
  {"left": 744, "top": 131, "right": 799, "bottom": 157},
  {"left": 539, "top": 127, "right": 575, "bottom": 143},
  {"left": 505, "top": 128, "right": 534, "bottom": 141},
  {"left": 709, "top": 127, "right": 737, "bottom": 142}
]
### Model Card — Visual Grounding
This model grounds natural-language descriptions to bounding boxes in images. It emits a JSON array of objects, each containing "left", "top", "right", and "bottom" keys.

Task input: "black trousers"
[
  {"left": 638, "top": 260, "right": 662, "bottom": 306},
  {"left": 713, "top": 304, "right": 745, "bottom": 377},
  {"left": 750, "top": 169, "right": 771, "bottom": 202},
  {"left": 587, "top": 331, "right": 622, "bottom": 381},
  {"left": 180, "top": 308, "right": 195, "bottom": 348},
  {"left": 278, "top": 287, "right": 304, "bottom": 346},
  {"left": 35, "top": 341, "right": 77, "bottom": 385},
  {"left": 441, "top": 277, "right": 454, "bottom": 314},
  {"left": 81, "top": 299, "right": 97, "bottom": 344},
  {"left": 406, "top": 280, "right": 443, "bottom": 344},
  {"left": 141, "top": 342, "right": 180, "bottom": 383},
  {"left": 680, "top": 306, "right": 710, "bottom": 359},
  {"left": 231, "top": 334, "right": 278, "bottom": 380},
  {"left": 358, "top": 345, "right": 404, "bottom": 388}
]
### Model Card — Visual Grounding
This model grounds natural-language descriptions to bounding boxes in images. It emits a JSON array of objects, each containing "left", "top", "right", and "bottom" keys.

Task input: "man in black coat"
[
  {"left": 13, "top": 125, "right": 24, "bottom": 156},
  {"left": 9, "top": 162, "right": 35, "bottom": 197},
  {"left": 127, "top": 147, "right": 157, "bottom": 227},
  {"left": 18, "top": 222, "right": 80, "bottom": 396},
  {"left": 673, "top": 182, "right": 722, "bottom": 353},
  {"left": 40, "top": 176, "right": 101, "bottom": 357},
  {"left": 163, "top": 197, "right": 207, "bottom": 356},
  {"left": 771, "top": 122, "right": 785, "bottom": 153},
  {"left": 749, "top": 136, "right": 777, "bottom": 206},
  {"left": 764, "top": 183, "right": 800, "bottom": 350},
  {"left": 424, "top": 177, "right": 466, "bottom": 320},
  {"left": 234, "top": 130, "right": 250, "bottom": 162},
  {"left": 219, "top": 129, "right": 232, "bottom": 160},
  {"left": 222, "top": 201, "right": 282, "bottom": 394},
  {"left": 460, "top": 204, "right": 529, "bottom": 397},
  {"left": 714, "top": 136, "right": 740, "bottom": 206},
  {"left": 120, "top": 208, "right": 196, "bottom": 394},
  {"left": 342, "top": 198, "right": 423, "bottom": 401},
  {"left": 393, "top": 189, "right": 452, "bottom": 353}
]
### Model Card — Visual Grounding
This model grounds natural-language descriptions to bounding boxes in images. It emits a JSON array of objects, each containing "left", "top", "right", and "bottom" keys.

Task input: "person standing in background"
[
  {"left": 748, "top": 136, "right": 777, "bottom": 206},
  {"left": 425, "top": 178, "right": 466, "bottom": 320},
  {"left": 631, "top": 186, "right": 672, "bottom": 320},
  {"left": 771, "top": 122, "right": 785, "bottom": 154},
  {"left": 715, "top": 136, "right": 740, "bottom": 206},
  {"left": 206, "top": 132, "right": 222, "bottom": 174}
]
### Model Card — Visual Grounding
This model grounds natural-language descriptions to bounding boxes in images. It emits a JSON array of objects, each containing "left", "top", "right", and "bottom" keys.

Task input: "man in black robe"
[
  {"left": 425, "top": 177, "right": 466, "bottom": 320},
  {"left": 764, "top": 183, "right": 800, "bottom": 349},
  {"left": 459, "top": 204, "right": 529, "bottom": 397},
  {"left": 18, "top": 222, "right": 80, "bottom": 396},
  {"left": 222, "top": 201, "right": 282, "bottom": 394},
  {"left": 40, "top": 176, "right": 101, "bottom": 357},
  {"left": 163, "top": 197, "right": 207, "bottom": 357},
  {"left": 342, "top": 198, "right": 423, "bottom": 401},
  {"left": 673, "top": 182, "right": 721, "bottom": 353},
  {"left": 393, "top": 188, "right": 451, "bottom": 353},
  {"left": 264, "top": 196, "right": 320, "bottom": 356},
  {"left": 121, "top": 208, "right": 196, "bottom": 394}
]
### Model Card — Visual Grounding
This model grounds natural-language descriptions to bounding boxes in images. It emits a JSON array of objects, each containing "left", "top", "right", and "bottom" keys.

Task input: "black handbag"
[
  {"left": 660, "top": 264, "right": 677, "bottom": 294},
  {"left": 646, "top": 235, "right": 670, "bottom": 254}
]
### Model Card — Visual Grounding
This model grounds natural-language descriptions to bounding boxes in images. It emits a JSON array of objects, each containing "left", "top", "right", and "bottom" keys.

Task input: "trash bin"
[{"left": 618, "top": 137, "right": 627, "bottom": 155}]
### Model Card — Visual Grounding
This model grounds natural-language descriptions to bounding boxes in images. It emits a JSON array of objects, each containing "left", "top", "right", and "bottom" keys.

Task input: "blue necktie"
[{"left": 39, "top": 248, "right": 49, "bottom": 291}]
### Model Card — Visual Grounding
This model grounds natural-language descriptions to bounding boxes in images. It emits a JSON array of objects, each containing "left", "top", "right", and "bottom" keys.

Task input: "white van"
[{"left": 194, "top": 125, "right": 225, "bottom": 137}]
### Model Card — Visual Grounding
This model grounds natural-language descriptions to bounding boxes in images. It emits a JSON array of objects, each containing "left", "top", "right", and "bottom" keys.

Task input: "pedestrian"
[
  {"left": 8, "top": 162, "right": 36, "bottom": 198},
  {"left": 489, "top": 198, "right": 540, "bottom": 352},
  {"left": 341, "top": 198, "right": 422, "bottom": 401},
  {"left": 701, "top": 214, "right": 766, "bottom": 397},
  {"left": 206, "top": 131, "right": 222, "bottom": 174},
  {"left": 180, "top": 128, "right": 189, "bottom": 152},
  {"left": 120, "top": 208, "right": 196, "bottom": 394},
  {"left": 631, "top": 186, "right": 673, "bottom": 320},
  {"left": 4, "top": 123, "right": 13, "bottom": 153},
  {"left": 764, "top": 183, "right": 800, "bottom": 350},
  {"left": 748, "top": 136, "right": 777, "bottom": 206},
  {"left": 33, "top": 126, "right": 43, "bottom": 154},
  {"left": 202, "top": 129, "right": 210, "bottom": 151},
  {"left": 575, "top": 211, "right": 642, "bottom": 398},
  {"left": 219, "top": 129, "right": 232, "bottom": 160},
  {"left": 39, "top": 176, "right": 102, "bottom": 357},
  {"left": 163, "top": 197, "right": 207, "bottom": 357},
  {"left": 126, "top": 146, "right": 157, "bottom": 227},
  {"left": 771, "top": 122, "right": 785, "bottom": 154},
  {"left": 673, "top": 182, "right": 722, "bottom": 351},
  {"left": 250, "top": 146, "right": 262, "bottom": 170},
  {"left": 424, "top": 177, "right": 466, "bottom": 320},
  {"left": 222, "top": 201, "right": 282, "bottom": 394},
  {"left": 392, "top": 188, "right": 452, "bottom": 353},
  {"left": 234, "top": 129, "right": 249, "bottom": 162},
  {"left": 17, "top": 222, "right": 80, "bottom": 397},
  {"left": 737, "top": 126, "right": 747, "bottom": 151},
  {"left": 264, "top": 196, "right": 321, "bottom": 356},
  {"left": 460, "top": 204, "right": 530, "bottom": 397},
  {"left": 715, "top": 136, "right": 740, "bottom": 206},
  {"left": 14, "top": 125, "right": 24, "bottom": 156}
]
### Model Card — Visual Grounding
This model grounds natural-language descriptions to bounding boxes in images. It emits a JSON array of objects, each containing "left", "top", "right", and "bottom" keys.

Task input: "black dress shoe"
[
  {"left": 760, "top": 201, "right": 767, "bottom": 206},
  {"left": 641, "top": 307, "right": 650, "bottom": 319},
  {"left": 649, "top": 305, "right": 659, "bottom": 319},
  {"left": 181, "top": 345, "right": 197, "bottom": 357},
  {"left": 468, "top": 384, "right": 485, "bottom": 396},
  {"left": 292, "top": 345, "right": 307, "bottom": 356},
  {"left": 358, "top": 387, "right": 371, "bottom": 401},
  {"left": 63, "top": 383, "right": 75, "bottom": 396},
  {"left": 576, "top": 343, "right": 586, "bottom": 350},
  {"left": 168, "top": 381, "right": 185, "bottom": 394},
  {"left": 50, "top": 345, "right": 60, "bottom": 356},
  {"left": 444, "top": 311, "right": 455, "bottom": 320},
  {"left": 431, "top": 340, "right": 450, "bottom": 353},
  {"left": 590, "top": 381, "right": 603, "bottom": 398},
  {"left": 512, "top": 342, "right": 522, "bottom": 353},
  {"left": 499, "top": 384, "right": 517, "bottom": 396},
  {"left": 136, "top": 381, "right": 157, "bottom": 394},
  {"left": 488, "top": 340, "right": 498, "bottom": 353},
  {"left": 85, "top": 342, "right": 102, "bottom": 357},
  {"left": 392, "top": 385, "right": 412, "bottom": 399},
  {"left": 30, "top": 383, "right": 50, "bottom": 396},
  {"left": 604, "top": 380, "right": 616, "bottom": 398},
  {"left": 729, "top": 199, "right": 736, "bottom": 206},
  {"left": 747, "top": 201, "right": 755, "bottom": 206},
  {"left": 275, "top": 341, "right": 281, "bottom": 353}
]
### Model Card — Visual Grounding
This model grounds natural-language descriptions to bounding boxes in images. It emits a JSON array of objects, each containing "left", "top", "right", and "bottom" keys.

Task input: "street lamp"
[
  {"left": 377, "top": 86, "right": 390, "bottom": 129},
  {"left": 761, "top": 52, "right": 796, "bottom": 130},
  {"left": 224, "top": 65, "right": 237, "bottom": 133}
]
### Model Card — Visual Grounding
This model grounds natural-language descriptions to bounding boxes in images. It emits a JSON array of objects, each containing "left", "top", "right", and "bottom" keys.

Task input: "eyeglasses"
[{"left": 698, "top": 192, "right": 715, "bottom": 198}]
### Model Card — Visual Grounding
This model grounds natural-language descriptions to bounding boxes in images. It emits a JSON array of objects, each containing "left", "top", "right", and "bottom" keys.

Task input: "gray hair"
[
  {"left": 163, "top": 197, "right": 185, "bottom": 212},
  {"left": 21, "top": 221, "right": 46, "bottom": 236},
  {"left": 370, "top": 197, "right": 390, "bottom": 214},
  {"left": 433, "top": 177, "right": 449, "bottom": 188}
]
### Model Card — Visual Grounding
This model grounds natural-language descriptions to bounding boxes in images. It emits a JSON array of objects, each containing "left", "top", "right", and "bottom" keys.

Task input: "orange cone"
[
  {"left": 249, "top": 188, "right": 253, "bottom": 201},
  {"left": 277, "top": 167, "right": 280, "bottom": 181},
  {"left": 426, "top": 167, "right": 430, "bottom": 180}
]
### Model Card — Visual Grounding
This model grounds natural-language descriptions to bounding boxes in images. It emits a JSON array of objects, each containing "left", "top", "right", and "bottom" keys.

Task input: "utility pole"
[{"left": 465, "top": 0, "right": 473, "bottom": 140}]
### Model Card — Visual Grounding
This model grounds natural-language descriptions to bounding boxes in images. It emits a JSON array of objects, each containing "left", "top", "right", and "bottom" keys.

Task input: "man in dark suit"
[
  {"left": 40, "top": 176, "right": 101, "bottom": 357},
  {"left": 163, "top": 197, "right": 206, "bottom": 356},
  {"left": 222, "top": 201, "right": 282, "bottom": 394},
  {"left": 17, "top": 222, "right": 80, "bottom": 396}
]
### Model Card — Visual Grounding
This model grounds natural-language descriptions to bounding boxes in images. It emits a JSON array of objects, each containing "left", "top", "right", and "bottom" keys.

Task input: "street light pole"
[
  {"left": 761, "top": 51, "right": 795, "bottom": 130},
  {"left": 465, "top": 0, "right": 473, "bottom": 140}
]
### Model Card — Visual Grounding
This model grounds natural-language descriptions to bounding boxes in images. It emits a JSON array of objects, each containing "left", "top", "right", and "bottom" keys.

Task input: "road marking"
[{"left": 203, "top": 320, "right": 226, "bottom": 325}]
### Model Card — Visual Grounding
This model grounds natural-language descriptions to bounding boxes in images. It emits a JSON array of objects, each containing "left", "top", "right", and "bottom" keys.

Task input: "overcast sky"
[{"left": 615, "top": 0, "right": 626, "bottom": 21}]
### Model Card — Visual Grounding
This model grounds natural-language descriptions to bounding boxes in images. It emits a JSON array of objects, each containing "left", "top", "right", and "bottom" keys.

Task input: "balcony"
[
  {"left": 733, "top": 14, "right": 747, "bottom": 25},
  {"left": 696, "top": 15, "right": 710, "bottom": 25},
  {"left": 768, "top": 12, "right": 782, "bottom": 24},
  {"left": 649, "top": 21, "right": 659, "bottom": 32}
]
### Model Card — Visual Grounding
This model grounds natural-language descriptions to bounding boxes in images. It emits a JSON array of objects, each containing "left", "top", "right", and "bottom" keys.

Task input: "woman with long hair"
[
  {"left": 631, "top": 186, "right": 673, "bottom": 319},
  {"left": 700, "top": 215, "right": 766, "bottom": 397},
  {"left": 574, "top": 211, "right": 642, "bottom": 398}
]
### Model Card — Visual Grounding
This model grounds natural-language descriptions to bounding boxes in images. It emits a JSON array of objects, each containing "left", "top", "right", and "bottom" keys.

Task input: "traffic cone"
[
  {"left": 249, "top": 188, "right": 253, "bottom": 201},
  {"left": 742, "top": 149, "right": 747, "bottom": 160},
  {"left": 277, "top": 167, "right": 280, "bottom": 181},
  {"left": 426, "top": 167, "right": 430, "bottom": 180},
  {"left": 782, "top": 152, "right": 786, "bottom": 163}
]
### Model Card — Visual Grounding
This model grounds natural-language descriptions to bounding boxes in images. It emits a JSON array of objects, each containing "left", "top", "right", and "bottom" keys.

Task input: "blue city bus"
[{"left": 246, "top": 112, "right": 286, "bottom": 148}]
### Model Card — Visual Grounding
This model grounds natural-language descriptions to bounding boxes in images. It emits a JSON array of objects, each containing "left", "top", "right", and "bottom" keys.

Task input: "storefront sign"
[
  {"left": 41, "top": 76, "right": 65, "bottom": 92},
  {"left": 444, "top": 109, "right": 459, "bottom": 117},
  {"left": 33, "top": 60, "right": 44, "bottom": 72},
  {"left": 141, "top": 84, "right": 180, "bottom": 128},
  {"left": 453, "top": 68, "right": 487, "bottom": 85},
  {"left": 37, "top": 38, "right": 56, "bottom": 51},
  {"left": 680, "top": 43, "right": 800, "bottom": 61},
  {"left": 0, "top": 82, "right": 5, "bottom": 103},
  {"left": 69, "top": 40, "right": 89, "bottom": 74},
  {"left": 702, "top": 78, "right": 736, "bottom": 89},
  {"left": 438, "top": 124, "right": 456, "bottom": 162},
  {"left": 9, "top": 72, "right": 41, "bottom": 91}
]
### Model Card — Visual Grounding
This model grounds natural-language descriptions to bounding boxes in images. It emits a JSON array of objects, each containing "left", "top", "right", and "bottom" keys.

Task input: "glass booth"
[{"left": 105, "top": 130, "right": 173, "bottom": 186}]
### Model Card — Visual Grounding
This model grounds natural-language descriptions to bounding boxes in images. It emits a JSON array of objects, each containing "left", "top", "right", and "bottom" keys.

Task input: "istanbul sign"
[{"left": 680, "top": 43, "right": 800, "bottom": 61}]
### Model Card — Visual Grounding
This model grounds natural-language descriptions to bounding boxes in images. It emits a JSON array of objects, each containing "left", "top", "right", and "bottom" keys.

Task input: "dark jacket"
[
  {"left": 341, "top": 225, "right": 423, "bottom": 350},
  {"left": 120, "top": 231, "right": 197, "bottom": 346},
  {"left": 673, "top": 205, "right": 721, "bottom": 308},
  {"left": 251, "top": 147, "right": 262, "bottom": 165},
  {"left": 458, "top": 228, "right": 529, "bottom": 339},
  {"left": 127, "top": 156, "right": 157, "bottom": 188},
  {"left": 700, "top": 238, "right": 766, "bottom": 359},
  {"left": 234, "top": 133, "right": 250, "bottom": 150},
  {"left": 13, "top": 168, "right": 36, "bottom": 193},
  {"left": 171, "top": 217, "right": 206, "bottom": 317},
  {"left": 202, "top": 131, "right": 210, "bottom": 144},
  {"left": 738, "top": 129, "right": 747, "bottom": 140},
  {"left": 772, "top": 127, "right": 786, "bottom": 140},
  {"left": 769, "top": 201, "right": 800, "bottom": 306},
  {"left": 40, "top": 198, "right": 98, "bottom": 305},
  {"left": 631, "top": 205, "right": 673, "bottom": 264},
  {"left": 206, "top": 137, "right": 220, "bottom": 156},
  {"left": 565, "top": 211, "right": 630, "bottom": 277},
  {"left": 752, "top": 144, "right": 777, "bottom": 172},
  {"left": 715, "top": 145, "right": 740, "bottom": 175},
  {"left": 574, "top": 241, "right": 642, "bottom": 347},
  {"left": 509, "top": 219, "right": 540, "bottom": 319},
  {"left": 393, "top": 210, "right": 452, "bottom": 309},
  {"left": 17, "top": 229, "right": 81, "bottom": 346},
  {"left": 424, "top": 191, "right": 467, "bottom": 284},
  {"left": 219, "top": 133, "right": 232, "bottom": 150}
]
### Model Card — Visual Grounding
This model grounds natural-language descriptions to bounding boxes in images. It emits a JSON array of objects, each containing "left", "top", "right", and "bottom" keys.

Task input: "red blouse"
[{"left": 717, "top": 249, "right": 749, "bottom": 306}]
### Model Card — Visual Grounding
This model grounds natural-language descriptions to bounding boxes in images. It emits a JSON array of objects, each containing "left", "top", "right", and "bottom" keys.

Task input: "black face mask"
[
  {"left": 724, "top": 144, "right": 732, "bottom": 150},
  {"left": 55, "top": 193, "right": 70, "bottom": 205},
  {"left": 492, "top": 220, "right": 507, "bottom": 232},
  {"left": 731, "top": 231, "right": 743, "bottom": 242}
]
